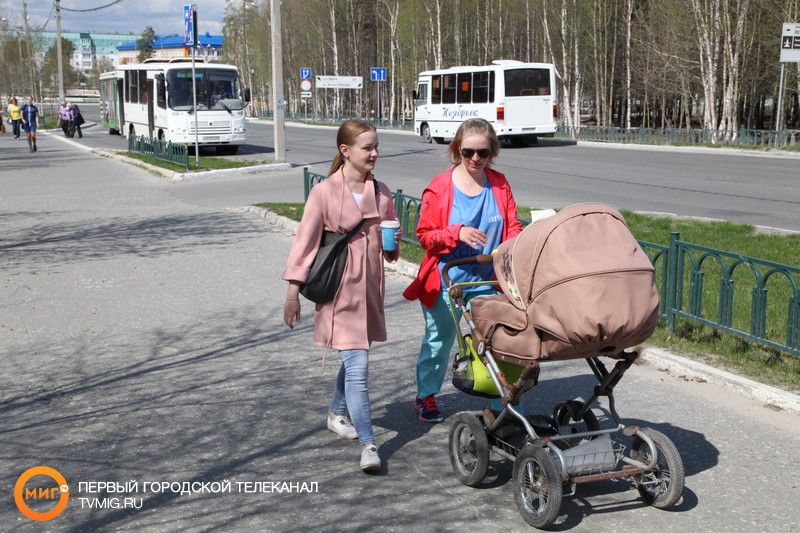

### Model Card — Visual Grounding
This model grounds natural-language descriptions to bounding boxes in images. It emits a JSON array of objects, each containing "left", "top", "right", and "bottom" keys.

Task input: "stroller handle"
[{"left": 442, "top": 254, "right": 494, "bottom": 288}]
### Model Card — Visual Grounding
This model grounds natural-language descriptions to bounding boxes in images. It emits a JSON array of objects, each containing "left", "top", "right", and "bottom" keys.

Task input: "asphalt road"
[
  {"left": 1, "top": 127, "right": 799, "bottom": 531},
  {"left": 76, "top": 104, "right": 800, "bottom": 231}
]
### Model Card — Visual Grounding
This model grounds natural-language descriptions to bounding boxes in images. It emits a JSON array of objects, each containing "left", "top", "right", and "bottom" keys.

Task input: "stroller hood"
[{"left": 485, "top": 203, "right": 659, "bottom": 359}]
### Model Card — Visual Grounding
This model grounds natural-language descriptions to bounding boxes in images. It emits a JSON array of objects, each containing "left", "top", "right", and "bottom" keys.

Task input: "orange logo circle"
[{"left": 14, "top": 466, "right": 69, "bottom": 521}]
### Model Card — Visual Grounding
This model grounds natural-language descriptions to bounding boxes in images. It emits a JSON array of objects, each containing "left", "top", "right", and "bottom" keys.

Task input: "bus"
[
  {"left": 413, "top": 60, "right": 557, "bottom": 147},
  {"left": 106, "top": 58, "right": 249, "bottom": 154},
  {"left": 99, "top": 70, "right": 123, "bottom": 135}
]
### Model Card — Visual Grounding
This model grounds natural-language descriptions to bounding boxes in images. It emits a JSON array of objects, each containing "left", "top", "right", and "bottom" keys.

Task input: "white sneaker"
[
  {"left": 360, "top": 445, "right": 381, "bottom": 472},
  {"left": 327, "top": 414, "right": 358, "bottom": 440}
]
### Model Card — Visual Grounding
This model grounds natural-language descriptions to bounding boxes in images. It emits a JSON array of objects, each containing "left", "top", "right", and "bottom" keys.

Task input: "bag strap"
[{"left": 345, "top": 218, "right": 366, "bottom": 239}]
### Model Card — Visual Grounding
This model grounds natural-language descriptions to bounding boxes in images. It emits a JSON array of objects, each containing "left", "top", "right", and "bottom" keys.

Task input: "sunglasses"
[{"left": 460, "top": 148, "right": 491, "bottom": 159}]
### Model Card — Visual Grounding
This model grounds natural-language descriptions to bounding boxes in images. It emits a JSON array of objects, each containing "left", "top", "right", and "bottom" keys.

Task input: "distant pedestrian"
[
  {"left": 20, "top": 96, "right": 39, "bottom": 152},
  {"left": 59, "top": 101, "right": 71, "bottom": 137},
  {"left": 7, "top": 97, "right": 22, "bottom": 140},
  {"left": 68, "top": 102, "right": 84, "bottom": 138}
]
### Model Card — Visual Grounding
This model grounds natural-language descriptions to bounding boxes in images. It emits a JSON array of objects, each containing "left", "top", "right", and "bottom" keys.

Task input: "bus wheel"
[
  {"left": 158, "top": 131, "right": 165, "bottom": 142},
  {"left": 421, "top": 123, "right": 433, "bottom": 143}
]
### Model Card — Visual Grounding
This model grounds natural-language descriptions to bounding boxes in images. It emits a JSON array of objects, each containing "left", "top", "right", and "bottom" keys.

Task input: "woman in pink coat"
[{"left": 283, "top": 120, "right": 400, "bottom": 473}]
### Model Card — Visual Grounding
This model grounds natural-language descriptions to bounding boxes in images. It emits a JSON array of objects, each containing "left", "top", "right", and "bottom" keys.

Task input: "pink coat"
[{"left": 282, "top": 169, "right": 399, "bottom": 350}]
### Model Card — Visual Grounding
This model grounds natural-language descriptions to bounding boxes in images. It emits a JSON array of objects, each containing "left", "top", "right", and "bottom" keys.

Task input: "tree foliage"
[
  {"left": 137, "top": 26, "right": 157, "bottom": 63},
  {"left": 40, "top": 38, "right": 80, "bottom": 93},
  {"left": 224, "top": 0, "right": 800, "bottom": 131}
]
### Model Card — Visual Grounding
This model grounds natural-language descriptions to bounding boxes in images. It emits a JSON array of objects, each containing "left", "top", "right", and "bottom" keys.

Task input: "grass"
[
  {"left": 122, "top": 152, "right": 271, "bottom": 172},
  {"left": 258, "top": 201, "right": 800, "bottom": 394}
]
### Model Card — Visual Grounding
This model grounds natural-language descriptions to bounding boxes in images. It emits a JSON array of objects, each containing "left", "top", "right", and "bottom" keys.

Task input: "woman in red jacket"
[{"left": 403, "top": 118, "right": 523, "bottom": 422}]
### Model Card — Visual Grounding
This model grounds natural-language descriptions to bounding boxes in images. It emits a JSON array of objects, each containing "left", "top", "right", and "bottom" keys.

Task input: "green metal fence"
[
  {"left": 303, "top": 168, "right": 800, "bottom": 357},
  {"left": 128, "top": 135, "right": 189, "bottom": 169},
  {"left": 558, "top": 125, "right": 800, "bottom": 149}
]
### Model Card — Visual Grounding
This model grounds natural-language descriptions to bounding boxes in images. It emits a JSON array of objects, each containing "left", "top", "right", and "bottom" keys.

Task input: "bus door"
[
  {"left": 147, "top": 79, "right": 155, "bottom": 139},
  {"left": 116, "top": 78, "right": 125, "bottom": 132}
]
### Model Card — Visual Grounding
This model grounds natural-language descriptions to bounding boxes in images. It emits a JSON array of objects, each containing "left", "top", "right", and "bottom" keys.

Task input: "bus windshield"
[{"left": 167, "top": 69, "right": 244, "bottom": 111}]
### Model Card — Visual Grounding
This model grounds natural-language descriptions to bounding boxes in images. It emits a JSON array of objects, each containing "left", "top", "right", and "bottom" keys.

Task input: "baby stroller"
[{"left": 444, "top": 203, "right": 684, "bottom": 529}]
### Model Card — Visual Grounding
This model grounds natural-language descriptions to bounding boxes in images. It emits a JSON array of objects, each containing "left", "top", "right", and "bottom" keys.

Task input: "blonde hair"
[
  {"left": 447, "top": 118, "right": 501, "bottom": 166},
  {"left": 327, "top": 119, "right": 377, "bottom": 176}
]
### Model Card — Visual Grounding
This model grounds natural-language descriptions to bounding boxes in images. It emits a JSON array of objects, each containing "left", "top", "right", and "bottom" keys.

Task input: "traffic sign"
[
  {"left": 301, "top": 92, "right": 312, "bottom": 99},
  {"left": 315, "top": 76, "right": 363, "bottom": 89},
  {"left": 780, "top": 23, "right": 800, "bottom": 62},
  {"left": 300, "top": 68, "right": 312, "bottom": 80},
  {"left": 370, "top": 67, "right": 387, "bottom": 82},
  {"left": 300, "top": 79, "right": 312, "bottom": 91}
]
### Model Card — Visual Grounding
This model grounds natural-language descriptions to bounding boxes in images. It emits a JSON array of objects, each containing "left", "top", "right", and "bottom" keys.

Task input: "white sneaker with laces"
[
  {"left": 360, "top": 445, "right": 381, "bottom": 472},
  {"left": 327, "top": 414, "right": 358, "bottom": 440}
]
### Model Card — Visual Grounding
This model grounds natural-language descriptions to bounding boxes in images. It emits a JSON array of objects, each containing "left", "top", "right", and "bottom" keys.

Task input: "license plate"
[{"left": 204, "top": 136, "right": 220, "bottom": 141}]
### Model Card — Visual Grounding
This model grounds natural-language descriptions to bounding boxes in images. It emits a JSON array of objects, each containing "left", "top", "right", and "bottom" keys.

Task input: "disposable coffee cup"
[
  {"left": 380, "top": 220, "right": 401, "bottom": 251},
  {"left": 530, "top": 208, "right": 557, "bottom": 223}
]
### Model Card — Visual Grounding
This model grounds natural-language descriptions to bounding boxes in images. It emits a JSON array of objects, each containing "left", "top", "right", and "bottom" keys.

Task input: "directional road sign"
[
  {"left": 315, "top": 76, "right": 363, "bottom": 89},
  {"left": 300, "top": 68, "right": 312, "bottom": 80},
  {"left": 370, "top": 67, "right": 387, "bottom": 82},
  {"left": 780, "top": 23, "right": 800, "bottom": 63}
]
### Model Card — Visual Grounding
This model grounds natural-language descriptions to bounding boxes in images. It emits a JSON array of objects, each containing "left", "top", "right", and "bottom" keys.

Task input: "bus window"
[
  {"left": 442, "top": 73, "right": 456, "bottom": 104},
  {"left": 457, "top": 73, "right": 471, "bottom": 103},
  {"left": 505, "top": 68, "right": 550, "bottom": 97},
  {"left": 431, "top": 76, "right": 442, "bottom": 104},
  {"left": 139, "top": 71, "right": 148, "bottom": 104},
  {"left": 473, "top": 71, "right": 490, "bottom": 103},
  {"left": 414, "top": 82, "right": 428, "bottom": 105},
  {"left": 126, "top": 71, "right": 138, "bottom": 103}
]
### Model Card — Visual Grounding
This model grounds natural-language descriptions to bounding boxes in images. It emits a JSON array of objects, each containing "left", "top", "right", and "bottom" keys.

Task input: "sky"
[{"left": 0, "top": 0, "right": 229, "bottom": 37}]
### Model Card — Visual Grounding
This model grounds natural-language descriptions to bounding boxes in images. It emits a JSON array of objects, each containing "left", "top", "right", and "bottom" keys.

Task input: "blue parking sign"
[{"left": 300, "top": 68, "right": 312, "bottom": 80}]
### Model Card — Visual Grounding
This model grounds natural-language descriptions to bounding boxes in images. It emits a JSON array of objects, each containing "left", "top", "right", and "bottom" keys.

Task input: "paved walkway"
[{"left": 1, "top": 133, "right": 799, "bottom": 532}]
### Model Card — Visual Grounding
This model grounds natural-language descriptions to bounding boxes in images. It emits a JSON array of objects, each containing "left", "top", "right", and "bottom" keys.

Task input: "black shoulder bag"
[{"left": 300, "top": 219, "right": 365, "bottom": 304}]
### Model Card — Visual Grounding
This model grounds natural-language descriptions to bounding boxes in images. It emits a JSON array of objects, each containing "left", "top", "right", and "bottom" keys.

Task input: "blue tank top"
[{"left": 438, "top": 178, "right": 503, "bottom": 291}]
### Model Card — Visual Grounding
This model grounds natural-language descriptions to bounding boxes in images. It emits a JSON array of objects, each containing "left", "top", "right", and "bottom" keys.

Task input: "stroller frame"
[{"left": 443, "top": 256, "right": 685, "bottom": 529}]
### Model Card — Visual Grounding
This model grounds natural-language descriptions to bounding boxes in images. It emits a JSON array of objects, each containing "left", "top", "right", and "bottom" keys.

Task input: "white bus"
[
  {"left": 413, "top": 60, "right": 557, "bottom": 147},
  {"left": 112, "top": 58, "right": 249, "bottom": 154}
]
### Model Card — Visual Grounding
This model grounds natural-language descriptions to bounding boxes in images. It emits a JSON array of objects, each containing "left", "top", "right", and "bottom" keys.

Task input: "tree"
[
  {"left": 40, "top": 38, "right": 79, "bottom": 96},
  {"left": 137, "top": 26, "right": 156, "bottom": 63}
]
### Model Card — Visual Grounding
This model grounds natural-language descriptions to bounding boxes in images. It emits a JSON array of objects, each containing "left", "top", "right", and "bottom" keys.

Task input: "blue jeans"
[
  {"left": 416, "top": 288, "right": 521, "bottom": 413},
  {"left": 330, "top": 349, "right": 374, "bottom": 446}
]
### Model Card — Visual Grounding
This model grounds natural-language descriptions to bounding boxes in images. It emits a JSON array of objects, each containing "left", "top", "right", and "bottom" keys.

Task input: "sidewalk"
[{"left": 2, "top": 138, "right": 799, "bottom": 532}]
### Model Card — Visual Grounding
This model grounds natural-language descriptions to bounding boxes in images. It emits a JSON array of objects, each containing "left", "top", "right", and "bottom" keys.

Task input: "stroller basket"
[{"left": 557, "top": 434, "right": 626, "bottom": 476}]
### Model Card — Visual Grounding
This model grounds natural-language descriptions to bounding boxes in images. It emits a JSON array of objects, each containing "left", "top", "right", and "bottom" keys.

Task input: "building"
[
  {"left": 34, "top": 30, "right": 142, "bottom": 72},
  {"left": 117, "top": 33, "right": 223, "bottom": 64}
]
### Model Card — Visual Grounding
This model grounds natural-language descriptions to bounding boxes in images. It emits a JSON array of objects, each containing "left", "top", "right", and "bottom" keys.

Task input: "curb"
[
  {"left": 249, "top": 206, "right": 800, "bottom": 416},
  {"left": 640, "top": 347, "right": 800, "bottom": 414},
  {"left": 41, "top": 129, "right": 292, "bottom": 180}
]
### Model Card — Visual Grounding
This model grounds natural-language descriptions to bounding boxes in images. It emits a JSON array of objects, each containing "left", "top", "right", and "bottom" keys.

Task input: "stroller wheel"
[
  {"left": 448, "top": 413, "right": 489, "bottom": 487},
  {"left": 512, "top": 444, "right": 563, "bottom": 528},
  {"left": 631, "top": 428, "right": 685, "bottom": 509}
]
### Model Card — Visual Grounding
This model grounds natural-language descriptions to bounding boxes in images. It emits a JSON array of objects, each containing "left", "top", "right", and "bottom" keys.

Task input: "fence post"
[
  {"left": 303, "top": 167, "right": 311, "bottom": 201},
  {"left": 394, "top": 189, "right": 404, "bottom": 222},
  {"left": 666, "top": 231, "right": 680, "bottom": 333}
]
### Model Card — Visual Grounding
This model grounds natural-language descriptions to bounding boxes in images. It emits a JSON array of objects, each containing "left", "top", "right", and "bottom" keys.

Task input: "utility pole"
[
  {"left": 55, "top": 0, "right": 65, "bottom": 101},
  {"left": 23, "top": 1, "right": 36, "bottom": 100},
  {"left": 271, "top": 0, "right": 285, "bottom": 162}
]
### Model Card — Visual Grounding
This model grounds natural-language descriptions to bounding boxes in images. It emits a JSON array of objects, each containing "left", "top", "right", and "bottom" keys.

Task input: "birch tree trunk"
[
  {"left": 625, "top": 0, "right": 632, "bottom": 129},
  {"left": 689, "top": 0, "right": 721, "bottom": 140}
]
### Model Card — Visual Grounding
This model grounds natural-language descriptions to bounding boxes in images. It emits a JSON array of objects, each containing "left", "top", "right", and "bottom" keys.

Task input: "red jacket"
[{"left": 403, "top": 167, "right": 523, "bottom": 308}]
